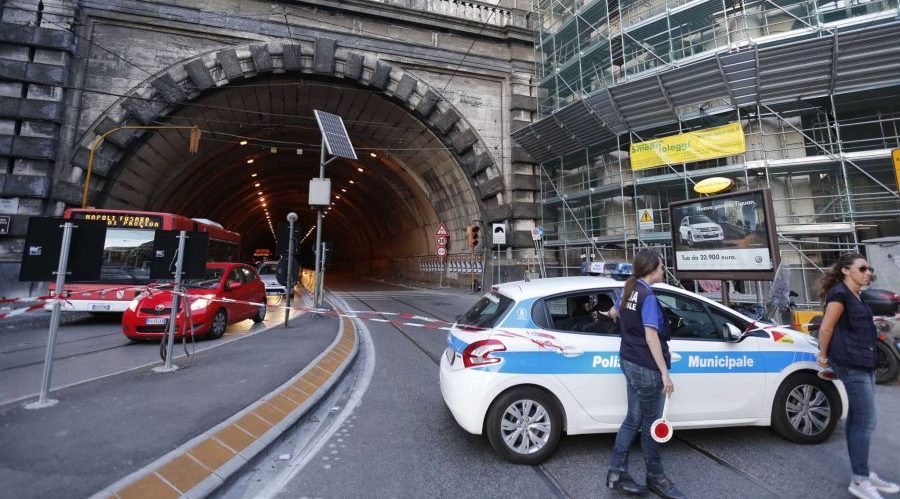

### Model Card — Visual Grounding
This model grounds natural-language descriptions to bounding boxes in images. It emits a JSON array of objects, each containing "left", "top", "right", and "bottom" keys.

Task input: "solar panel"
[{"left": 314, "top": 110, "right": 357, "bottom": 160}]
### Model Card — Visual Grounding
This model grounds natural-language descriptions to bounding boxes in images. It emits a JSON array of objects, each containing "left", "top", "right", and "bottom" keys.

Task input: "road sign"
[
  {"left": 0, "top": 215, "right": 9, "bottom": 235},
  {"left": 492, "top": 223, "right": 506, "bottom": 245},
  {"left": 531, "top": 226, "right": 543, "bottom": 241},
  {"left": 435, "top": 223, "right": 448, "bottom": 236},
  {"left": 314, "top": 110, "right": 357, "bottom": 160},
  {"left": 436, "top": 236, "right": 447, "bottom": 246},
  {"left": 638, "top": 209, "right": 654, "bottom": 230},
  {"left": 437, "top": 246, "right": 447, "bottom": 257}
]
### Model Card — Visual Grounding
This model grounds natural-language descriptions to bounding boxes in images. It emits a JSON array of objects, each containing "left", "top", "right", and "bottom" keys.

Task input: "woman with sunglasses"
[{"left": 816, "top": 253, "right": 899, "bottom": 499}]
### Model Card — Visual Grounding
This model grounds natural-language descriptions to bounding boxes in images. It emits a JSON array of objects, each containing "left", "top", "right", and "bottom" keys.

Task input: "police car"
[{"left": 440, "top": 277, "right": 848, "bottom": 464}]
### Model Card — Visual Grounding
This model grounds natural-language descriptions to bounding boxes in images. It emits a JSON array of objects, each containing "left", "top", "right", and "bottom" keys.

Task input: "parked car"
[
  {"left": 122, "top": 262, "right": 266, "bottom": 340},
  {"left": 679, "top": 215, "right": 724, "bottom": 246},
  {"left": 257, "top": 260, "right": 286, "bottom": 295},
  {"left": 441, "top": 276, "right": 847, "bottom": 464}
]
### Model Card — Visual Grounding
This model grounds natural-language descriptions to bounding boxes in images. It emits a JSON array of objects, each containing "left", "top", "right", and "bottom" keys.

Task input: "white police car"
[{"left": 440, "top": 276, "right": 848, "bottom": 464}]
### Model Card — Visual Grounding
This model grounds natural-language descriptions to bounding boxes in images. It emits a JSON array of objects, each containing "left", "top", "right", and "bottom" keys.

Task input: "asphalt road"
[{"left": 222, "top": 277, "right": 900, "bottom": 499}]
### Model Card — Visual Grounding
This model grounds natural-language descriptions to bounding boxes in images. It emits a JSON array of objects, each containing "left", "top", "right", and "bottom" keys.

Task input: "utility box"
[
  {"left": 309, "top": 178, "right": 331, "bottom": 206},
  {"left": 863, "top": 236, "right": 900, "bottom": 291}
]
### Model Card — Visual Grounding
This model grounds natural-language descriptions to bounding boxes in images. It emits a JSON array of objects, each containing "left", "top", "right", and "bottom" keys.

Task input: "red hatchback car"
[{"left": 122, "top": 262, "right": 267, "bottom": 340}]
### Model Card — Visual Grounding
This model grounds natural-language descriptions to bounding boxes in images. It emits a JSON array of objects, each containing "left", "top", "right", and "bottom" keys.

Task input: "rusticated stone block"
[
  {"left": 432, "top": 108, "right": 460, "bottom": 134},
  {"left": 345, "top": 52, "right": 364, "bottom": 80},
  {"left": 511, "top": 145, "right": 533, "bottom": 163},
  {"left": 478, "top": 176, "right": 503, "bottom": 199},
  {"left": 72, "top": 146, "right": 115, "bottom": 176},
  {"left": 484, "top": 203, "right": 511, "bottom": 223},
  {"left": 185, "top": 59, "right": 215, "bottom": 90},
  {"left": 460, "top": 151, "right": 492, "bottom": 177},
  {"left": 313, "top": 38, "right": 336, "bottom": 74},
  {"left": 511, "top": 201, "right": 540, "bottom": 219},
  {"left": 121, "top": 98, "right": 163, "bottom": 125},
  {"left": 250, "top": 45, "right": 273, "bottom": 73},
  {"left": 510, "top": 230, "right": 534, "bottom": 248},
  {"left": 510, "top": 94, "right": 537, "bottom": 112},
  {"left": 451, "top": 129, "right": 477, "bottom": 154},
  {"left": 151, "top": 73, "right": 187, "bottom": 104},
  {"left": 369, "top": 61, "right": 392, "bottom": 89},
  {"left": 511, "top": 174, "right": 539, "bottom": 191},
  {"left": 511, "top": 119, "right": 531, "bottom": 132},
  {"left": 394, "top": 74, "right": 417, "bottom": 101},
  {"left": 11, "top": 136, "right": 55, "bottom": 159},
  {"left": 217, "top": 49, "right": 244, "bottom": 79},
  {"left": 414, "top": 90, "right": 439, "bottom": 117},
  {"left": 3, "top": 174, "right": 50, "bottom": 197},
  {"left": 50, "top": 180, "right": 85, "bottom": 206}
]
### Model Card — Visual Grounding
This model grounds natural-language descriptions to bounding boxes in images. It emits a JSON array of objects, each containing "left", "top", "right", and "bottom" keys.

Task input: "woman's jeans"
[
  {"left": 608, "top": 359, "right": 665, "bottom": 478},
  {"left": 832, "top": 362, "right": 876, "bottom": 481}
]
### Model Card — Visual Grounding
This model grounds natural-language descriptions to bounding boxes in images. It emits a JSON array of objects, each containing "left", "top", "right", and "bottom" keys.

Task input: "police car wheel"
[
  {"left": 771, "top": 372, "right": 840, "bottom": 444},
  {"left": 485, "top": 387, "right": 562, "bottom": 464}
]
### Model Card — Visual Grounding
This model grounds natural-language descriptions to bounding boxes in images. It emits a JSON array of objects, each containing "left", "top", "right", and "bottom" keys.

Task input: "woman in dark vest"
[
  {"left": 606, "top": 249, "right": 685, "bottom": 499},
  {"left": 816, "top": 253, "right": 898, "bottom": 499}
]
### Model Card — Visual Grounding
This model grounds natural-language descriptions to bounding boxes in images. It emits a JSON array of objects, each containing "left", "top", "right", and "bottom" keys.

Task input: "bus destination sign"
[{"left": 73, "top": 212, "right": 163, "bottom": 229}]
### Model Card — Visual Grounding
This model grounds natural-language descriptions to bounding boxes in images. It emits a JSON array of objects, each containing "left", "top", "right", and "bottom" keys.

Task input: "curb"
[{"left": 90, "top": 309, "right": 358, "bottom": 499}]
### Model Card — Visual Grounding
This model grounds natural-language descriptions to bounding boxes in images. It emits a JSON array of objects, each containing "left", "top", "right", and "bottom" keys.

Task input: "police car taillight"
[{"left": 462, "top": 339, "right": 506, "bottom": 368}]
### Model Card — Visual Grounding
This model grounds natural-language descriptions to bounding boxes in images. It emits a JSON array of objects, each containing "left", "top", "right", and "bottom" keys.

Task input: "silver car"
[{"left": 257, "top": 261, "right": 286, "bottom": 295}]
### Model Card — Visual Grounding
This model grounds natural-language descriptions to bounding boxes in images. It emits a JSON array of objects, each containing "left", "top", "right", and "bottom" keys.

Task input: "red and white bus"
[{"left": 50, "top": 208, "right": 241, "bottom": 313}]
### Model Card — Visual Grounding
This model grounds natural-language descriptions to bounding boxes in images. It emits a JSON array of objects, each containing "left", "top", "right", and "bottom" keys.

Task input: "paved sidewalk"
[{"left": 0, "top": 304, "right": 357, "bottom": 499}]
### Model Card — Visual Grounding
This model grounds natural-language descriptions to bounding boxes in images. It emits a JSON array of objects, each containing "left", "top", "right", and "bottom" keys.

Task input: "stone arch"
[{"left": 60, "top": 39, "right": 504, "bottom": 223}]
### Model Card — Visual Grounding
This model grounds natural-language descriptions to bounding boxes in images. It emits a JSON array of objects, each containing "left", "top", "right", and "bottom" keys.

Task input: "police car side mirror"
[{"left": 722, "top": 323, "right": 742, "bottom": 342}]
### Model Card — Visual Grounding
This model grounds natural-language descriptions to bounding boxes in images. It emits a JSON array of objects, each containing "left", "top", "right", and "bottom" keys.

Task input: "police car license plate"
[
  {"left": 445, "top": 347, "right": 455, "bottom": 365},
  {"left": 146, "top": 318, "right": 167, "bottom": 325},
  {"left": 90, "top": 304, "right": 111, "bottom": 311}
]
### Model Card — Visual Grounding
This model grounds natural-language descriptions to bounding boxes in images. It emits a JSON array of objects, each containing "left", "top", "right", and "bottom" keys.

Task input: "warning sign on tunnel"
[{"left": 639, "top": 209, "right": 654, "bottom": 231}]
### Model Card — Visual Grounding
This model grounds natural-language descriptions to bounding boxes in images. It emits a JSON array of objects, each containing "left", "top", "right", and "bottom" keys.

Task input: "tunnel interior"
[{"left": 97, "top": 75, "right": 481, "bottom": 275}]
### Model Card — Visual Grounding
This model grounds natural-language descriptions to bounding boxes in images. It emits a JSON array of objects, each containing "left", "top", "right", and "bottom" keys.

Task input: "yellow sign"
[
  {"left": 892, "top": 149, "right": 900, "bottom": 191},
  {"left": 73, "top": 212, "right": 162, "bottom": 229},
  {"left": 694, "top": 177, "right": 734, "bottom": 195},
  {"left": 638, "top": 208, "right": 654, "bottom": 230},
  {"left": 630, "top": 123, "right": 747, "bottom": 171},
  {"left": 640, "top": 211, "right": 653, "bottom": 222}
]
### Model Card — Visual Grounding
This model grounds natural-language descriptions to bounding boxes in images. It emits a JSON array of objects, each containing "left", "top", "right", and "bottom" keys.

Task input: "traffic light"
[{"left": 466, "top": 225, "right": 480, "bottom": 249}]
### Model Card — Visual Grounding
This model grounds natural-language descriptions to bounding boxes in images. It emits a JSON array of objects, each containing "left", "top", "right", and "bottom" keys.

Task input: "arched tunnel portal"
[{"left": 91, "top": 73, "right": 489, "bottom": 278}]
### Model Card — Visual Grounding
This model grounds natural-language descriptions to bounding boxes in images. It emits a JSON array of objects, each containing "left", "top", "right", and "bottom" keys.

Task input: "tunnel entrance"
[{"left": 94, "top": 74, "right": 485, "bottom": 279}]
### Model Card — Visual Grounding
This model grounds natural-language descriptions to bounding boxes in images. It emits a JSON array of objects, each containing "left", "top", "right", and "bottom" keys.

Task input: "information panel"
[
  {"left": 71, "top": 211, "right": 163, "bottom": 229},
  {"left": 668, "top": 188, "right": 779, "bottom": 280}
]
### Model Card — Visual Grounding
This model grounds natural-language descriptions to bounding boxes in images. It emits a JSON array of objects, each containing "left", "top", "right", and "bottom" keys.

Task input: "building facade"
[{"left": 513, "top": 0, "right": 900, "bottom": 305}]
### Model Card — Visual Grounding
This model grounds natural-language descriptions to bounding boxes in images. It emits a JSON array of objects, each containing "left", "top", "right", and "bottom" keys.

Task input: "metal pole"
[
  {"left": 313, "top": 139, "right": 326, "bottom": 308},
  {"left": 25, "top": 221, "right": 74, "bottom": 409},
  {"left": 285, "top": 213, "right": 297, "bottom": 328},
  {"left": 156, "top": 230, "right": 185, "bottom": 373},
  {"left": 470, "top": 247, "right": 475, "bottom": 292},
  {"left": 318, "top": 244, "right": 328, "bottom": 305}
]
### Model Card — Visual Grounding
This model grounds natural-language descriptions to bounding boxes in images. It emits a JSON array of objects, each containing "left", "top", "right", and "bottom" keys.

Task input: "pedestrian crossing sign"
[{"left": 639, "top": 209, "right": 654, "bottom": 230}]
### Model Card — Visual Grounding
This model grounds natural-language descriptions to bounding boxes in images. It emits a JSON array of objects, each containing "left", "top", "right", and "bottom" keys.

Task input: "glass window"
[
  {"left": 75, "top": 228, "right": 154, "bottom": 284},
  {"left": 538, "top": 291, "right": 618, "bottom": 334},
  {"left": 258, "top": 263, "right": 278, "bottom": 275},
  {"left": 457, "top": 293, "right": 514, "bottom": 329},
  {"left": 655, "top": 292, "right": 719, "bottom": 340},
  {"left": 182, "top": 268, "right": 224, "bottom": 289},
  {"left": 227, "top": 268, "right": 244, "bottom": 286}
]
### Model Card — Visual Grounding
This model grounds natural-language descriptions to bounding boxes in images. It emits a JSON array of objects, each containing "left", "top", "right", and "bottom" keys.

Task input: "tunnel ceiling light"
[
  {"left": 254, "top": 182, "right": 260, "bottom": 187},
  {"left": 251, "top": 173, "right": 258, "bottom": 177},
  {"left": 349, "top": 180, "right": 355, "bottom": 184},
  {"left": 257, "top": 191, "right": 263, "bottom": 195},
  {"left": 357, "top": 167, "right": 364, "bottom": 172},
  {"left": 240, "top": 140, "right": 248, "bottom": 145},
  {"left": 341, "top": 188, "right": 346, "bottom": 192},
  {"left": 369, "top": 152, "right": 377, "bottom": 158},
  {"left": 247, "top": 158, "right": 254, "bottom": 164},
  {"left": 335, "top": 195, "right": 341, "bottom": 199}
]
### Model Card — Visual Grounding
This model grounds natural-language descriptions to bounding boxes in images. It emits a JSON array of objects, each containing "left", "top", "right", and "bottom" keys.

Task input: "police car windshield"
[{"left": 458, "top": 292, "right": 513, "bottom": 329}]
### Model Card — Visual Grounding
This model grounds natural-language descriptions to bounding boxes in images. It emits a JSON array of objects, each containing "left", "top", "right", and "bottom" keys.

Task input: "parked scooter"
[{"left": 808, "top": 288, "right": 900, "bottom": 384}]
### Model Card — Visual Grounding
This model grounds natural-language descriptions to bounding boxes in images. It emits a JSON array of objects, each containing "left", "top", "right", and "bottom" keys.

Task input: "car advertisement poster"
[{"left": 669, "top": 188, "right": 779, "bottom": 280}]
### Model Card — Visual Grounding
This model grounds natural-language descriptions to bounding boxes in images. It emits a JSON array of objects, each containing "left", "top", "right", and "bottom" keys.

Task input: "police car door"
[
  {"left": 534, "top": 289, "right": 626, "bottom": 425},
  {"left": 655, "top": 291, "right": 765, "bottom": 422}
]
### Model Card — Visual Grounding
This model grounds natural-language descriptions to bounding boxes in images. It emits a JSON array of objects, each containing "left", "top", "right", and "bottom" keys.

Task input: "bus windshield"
[{"left": 73, "top": 228, "right": 155, "bottom": 284}]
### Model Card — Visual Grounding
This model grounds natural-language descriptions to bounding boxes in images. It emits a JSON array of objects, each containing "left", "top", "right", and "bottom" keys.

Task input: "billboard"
[
  {"left": 630, "top": 123, "right": 746, "bottom": 171},
  {"left": 668, "top": 188, "right": 779, "bottom": 280}
]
